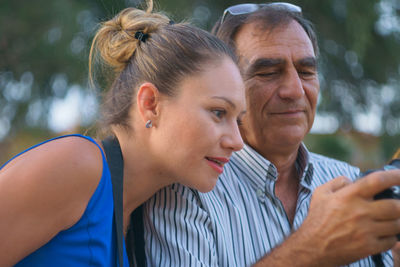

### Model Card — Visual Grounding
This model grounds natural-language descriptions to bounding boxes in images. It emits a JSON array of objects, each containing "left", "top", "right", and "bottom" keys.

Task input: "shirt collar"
[
  {"left": 296, "top": 143, "right": 314, "bottom": 189},
  {"left": 232, "top": 144, "right": 276, "bottom": 191},
  {"left": 232, "top": 143, "right": 314, "bottom": 192}
]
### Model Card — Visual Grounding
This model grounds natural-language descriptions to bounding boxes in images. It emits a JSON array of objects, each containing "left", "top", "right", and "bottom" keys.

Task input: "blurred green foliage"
[
  {"left": 1, "top": 0, "right": 399, "bottom": 167},
  {"left": 304, "top": 132, "right": 400, "bottom": 170}
]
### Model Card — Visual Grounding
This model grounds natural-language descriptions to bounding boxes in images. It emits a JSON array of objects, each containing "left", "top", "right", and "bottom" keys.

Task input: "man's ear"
[{"left": 136, "top": 82, "right": 160, "bottom": 125}]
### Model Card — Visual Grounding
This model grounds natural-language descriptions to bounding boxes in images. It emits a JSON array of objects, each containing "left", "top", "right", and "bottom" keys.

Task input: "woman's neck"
[{"left": 115, "top": 131, "right": 173, "bottom": 234}]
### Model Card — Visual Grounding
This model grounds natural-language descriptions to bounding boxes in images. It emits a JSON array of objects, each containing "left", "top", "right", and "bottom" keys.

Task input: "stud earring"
[{"left": 145, "top": 120, "right": 153, "bottom": 128}]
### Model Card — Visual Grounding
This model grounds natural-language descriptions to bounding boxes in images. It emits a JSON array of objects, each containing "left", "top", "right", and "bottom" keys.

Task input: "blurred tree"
[
  {"left": 1, "top": 0, "right": 399, "bottom": 166},
  {"left": 1, "top": 0, "right": 91, "bottom": 136},
  {"left": 299, "top": 0, "right": 400, "bottom": 136}
]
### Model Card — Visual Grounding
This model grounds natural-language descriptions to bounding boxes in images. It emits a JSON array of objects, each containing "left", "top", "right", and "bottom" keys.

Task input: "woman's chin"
[{"left": 195, "top": 178, "right": 218, "bottom": 193}]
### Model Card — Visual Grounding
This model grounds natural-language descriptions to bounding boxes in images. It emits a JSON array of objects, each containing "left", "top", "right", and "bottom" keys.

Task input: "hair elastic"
[{"left": 134, "top": 31, "right": 149, "bottom": 43}]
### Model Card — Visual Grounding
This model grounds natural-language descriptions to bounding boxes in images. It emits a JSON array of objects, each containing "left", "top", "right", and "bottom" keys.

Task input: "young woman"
[{"left": 0, "top": 1, "right": 246, "bottom": 266}]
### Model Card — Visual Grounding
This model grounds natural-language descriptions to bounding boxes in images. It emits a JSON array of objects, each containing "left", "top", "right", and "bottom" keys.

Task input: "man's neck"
[
  {"left": 258, "top": 144, "right": 302, "bottom": 225},
  {"left": 258, "top": 144, "right": 300, "bottom": 177},
  {"left": 275, "top": 163, "right": 299, "bottom": 225}
]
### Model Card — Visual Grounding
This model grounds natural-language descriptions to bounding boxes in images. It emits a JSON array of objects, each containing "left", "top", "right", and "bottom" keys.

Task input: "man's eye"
[
  {"left": 256, "top": 72, "right": 277, "bottom": 77},
  {"left": 299, "top": 70, "right": 316, "bottom": 77},
  {"left": 300, "top": 71, "right": 312, "bottom": 75},
  {"left": 212, "top": 109, "right": 226, "bottom": 119}
]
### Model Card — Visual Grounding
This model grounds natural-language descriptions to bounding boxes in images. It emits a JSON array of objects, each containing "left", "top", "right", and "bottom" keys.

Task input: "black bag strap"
[
  {"left": 102, "top": 137, "right": 124, "bottom": 267},
  {"left": 126, "top": 205, "right": 146, "bottom": 266}
]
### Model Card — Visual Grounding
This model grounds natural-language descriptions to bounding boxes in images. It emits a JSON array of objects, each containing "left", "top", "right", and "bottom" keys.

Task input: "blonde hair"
[
  {"left": 89, "top": 1, "right": 164, "bottom": 76},
  {"left": 89, "top": 0, "right": 236, "bottom": 130}
]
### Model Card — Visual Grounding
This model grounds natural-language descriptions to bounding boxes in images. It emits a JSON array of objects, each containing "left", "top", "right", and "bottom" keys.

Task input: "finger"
[
  {"left": 373, "top": 220, "right": 400, "bottom": 238},
  {"left": 317, "top": 176, "right": 352, "bottom": 194},
  {"left": 355, "top": 170, "right": 400, "bottom": 198},
  {"left": 376, "top": 236, "right": 398, "bottom": 254},
  {"left": 359, "top": 235, "right": 398, "bottom": 257},
  {"left": 369, "top": 199, "right": 400, "bottom": 220},
  {"left": 392, "top": 241, "right": 400, "bottom": 251}
]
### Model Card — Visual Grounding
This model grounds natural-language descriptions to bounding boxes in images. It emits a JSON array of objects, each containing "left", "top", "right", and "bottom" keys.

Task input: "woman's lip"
[
  {"left": 206, "top": 159, "right": 224, "bottom": 174},
  {"left": 205, "top": 157, "right": 230, "bottom": 174},
  {"left": 209, "top": 157, "right": 229, "bottom": 163}
]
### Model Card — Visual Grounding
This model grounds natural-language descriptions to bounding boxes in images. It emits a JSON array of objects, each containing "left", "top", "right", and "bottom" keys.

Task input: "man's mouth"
[{"left": 271, "top": 109, "right": 304, "bottom": 115}]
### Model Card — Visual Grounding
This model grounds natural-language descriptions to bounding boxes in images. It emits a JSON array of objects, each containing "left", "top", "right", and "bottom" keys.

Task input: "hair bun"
[{"left": 89, "top": 2, "right": 170, "bottom": 76}]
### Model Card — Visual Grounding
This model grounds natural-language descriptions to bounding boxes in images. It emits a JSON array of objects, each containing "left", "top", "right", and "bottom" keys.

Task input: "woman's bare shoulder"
[{"left": 0, "top": 135, "right": 104, "bottom": 266}]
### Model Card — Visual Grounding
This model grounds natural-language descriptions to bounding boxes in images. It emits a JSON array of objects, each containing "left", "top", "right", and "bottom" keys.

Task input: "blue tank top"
[{"left": 1, "top": 134, "right": 129, "bottom": 267}]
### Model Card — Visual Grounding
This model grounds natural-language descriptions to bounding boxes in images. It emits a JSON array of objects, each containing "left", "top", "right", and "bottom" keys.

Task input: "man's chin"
[{"left": 266, "top": 130, "right": 307, "bottom": 149}]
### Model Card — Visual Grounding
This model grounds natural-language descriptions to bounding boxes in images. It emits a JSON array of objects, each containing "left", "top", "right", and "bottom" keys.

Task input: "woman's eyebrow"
[{"left": 211, "top": 96, "right": 236, "bottom": 109}]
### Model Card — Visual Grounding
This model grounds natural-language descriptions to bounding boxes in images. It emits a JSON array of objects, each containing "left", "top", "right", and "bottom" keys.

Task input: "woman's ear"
[{"left": 136, "top": 82, "right": 160, "bottom": 126}]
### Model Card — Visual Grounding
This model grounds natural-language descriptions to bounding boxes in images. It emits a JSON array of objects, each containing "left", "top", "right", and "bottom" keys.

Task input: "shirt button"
[{"left": 256, "top": 188, "right": 264, "bottom": 198}]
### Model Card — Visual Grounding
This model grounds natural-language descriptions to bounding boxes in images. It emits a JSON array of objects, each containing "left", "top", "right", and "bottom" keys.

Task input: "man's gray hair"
[{"left": 212, "top": 7, "right": 319, "bottom": 57}]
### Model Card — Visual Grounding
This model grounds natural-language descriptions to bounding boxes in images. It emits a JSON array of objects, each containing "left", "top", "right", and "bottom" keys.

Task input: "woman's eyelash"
[{"left": 212, "top": 109, "right": 226, "bottom": 119}]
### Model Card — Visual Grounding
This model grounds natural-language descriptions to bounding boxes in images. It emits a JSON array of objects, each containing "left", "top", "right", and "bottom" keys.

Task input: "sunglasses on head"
[{"left": 220, "top": 2, "right": 302, "bottom": 25}]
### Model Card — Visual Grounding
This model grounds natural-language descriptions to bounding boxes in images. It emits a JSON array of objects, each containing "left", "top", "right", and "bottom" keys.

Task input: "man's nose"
[{"left": 278, "top": 66, "right": 304, "bottom": 100}]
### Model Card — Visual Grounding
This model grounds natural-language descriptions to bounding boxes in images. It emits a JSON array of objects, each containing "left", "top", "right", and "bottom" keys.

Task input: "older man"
[{"left": 143, "top": 3, "right": 400, "bottom": 266}]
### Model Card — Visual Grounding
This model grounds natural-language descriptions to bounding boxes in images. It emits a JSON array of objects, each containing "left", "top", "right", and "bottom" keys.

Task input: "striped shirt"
[{"left": 143, "top": 144, "right": 393, "bottom": 266}]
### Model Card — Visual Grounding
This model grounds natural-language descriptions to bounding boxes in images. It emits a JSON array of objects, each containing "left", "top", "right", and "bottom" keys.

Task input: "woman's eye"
[
  {"left": 212, "top": 109, "right": 226, "bottom": 119},
  {"left": 237, "top": 118, "right": 243, "bottom": 126}
]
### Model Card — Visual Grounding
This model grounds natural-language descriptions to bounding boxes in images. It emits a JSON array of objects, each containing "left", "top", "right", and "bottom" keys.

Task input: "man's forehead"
[{"left": 235, "top": 20, "right": 315, "bottom": 61}]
